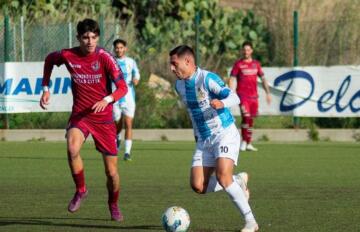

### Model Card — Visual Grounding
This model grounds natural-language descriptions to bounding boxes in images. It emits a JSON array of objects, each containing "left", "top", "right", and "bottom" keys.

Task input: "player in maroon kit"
[
  {"left": 229, "top": 41, "right": 271, "bottom": 152},
  {"left": 39, "top": 19, "right": 127, "bottom": 221}
]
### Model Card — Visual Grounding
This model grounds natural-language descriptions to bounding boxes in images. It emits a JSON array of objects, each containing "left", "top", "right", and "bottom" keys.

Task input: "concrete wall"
[{"left": 0, "top": 129, "right": 359, "bottom": 142}]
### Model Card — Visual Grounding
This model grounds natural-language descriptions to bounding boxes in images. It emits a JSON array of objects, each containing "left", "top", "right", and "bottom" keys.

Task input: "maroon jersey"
[
  {"left": 230, "top": 59, "right": 264, "bottom": 98},
  {"left": 42, "top": 47, "right": 127, "bottom": 122}
]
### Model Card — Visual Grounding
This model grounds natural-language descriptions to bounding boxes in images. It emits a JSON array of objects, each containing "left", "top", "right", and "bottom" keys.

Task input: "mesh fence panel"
[
  {"left": 1, "top": 20, "right": 119, "bottom": 62},
  {"left": 1, "top": 19, "right": 360, "bottom": 65}
]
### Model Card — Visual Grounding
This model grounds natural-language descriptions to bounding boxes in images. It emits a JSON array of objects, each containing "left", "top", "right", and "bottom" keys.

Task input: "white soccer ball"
[{"left": 161, "top": 206, "right": 190, "bottom": 232}]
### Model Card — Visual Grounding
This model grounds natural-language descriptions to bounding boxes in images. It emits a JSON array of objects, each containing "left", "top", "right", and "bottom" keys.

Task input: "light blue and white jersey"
[
  {"left": 112, "top": 56, "right": 140, "bottom": 103},
  {"left": 175, "top": 68, "right": 239, "bottom": 142}
]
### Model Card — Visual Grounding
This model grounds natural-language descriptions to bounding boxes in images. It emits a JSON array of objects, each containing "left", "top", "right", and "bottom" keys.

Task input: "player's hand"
[
  {"left": 210, "top": 99, "right": 224, "bottom": 109},
  {"left": 132, "top": 79, "right": 139, "bottom": 86},
  {"left": 92, "top": 99, "right": 109, "bottom": 113},
  {"left": 40, "top": 91, "right": 50, "bottom": 110},
  {"left": 266, "top": 93, "right": 272, "bottom": 105}
]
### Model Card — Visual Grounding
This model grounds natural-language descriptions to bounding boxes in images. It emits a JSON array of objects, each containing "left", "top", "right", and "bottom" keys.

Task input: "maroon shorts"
[
  {"left": 67, "top": 117, "right": 118, "bottom": 156},
  {"left": 240, "top": 97, "right": 258, "bottom": 117}
]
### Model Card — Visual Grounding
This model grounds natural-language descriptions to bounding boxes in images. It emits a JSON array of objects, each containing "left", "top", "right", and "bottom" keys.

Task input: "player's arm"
[
  {"left": 132, "top": 59, "right": 140, "bottom": 86},
  {"left": 206, "top": 73, "right": 240, "bottom": 110},
  {"left": 228, "top": 76, "right": 237, "bottom": 92},
  {"left": 40, "top": 51, "right": 64, "bottom": 110},
  {"left": 228, "top": 62, "right": 239, "bottom": 91},
  {"left": 92, "top": 52, "right": 128, "bottom": 113},
  {"left": 257, "top": 63, "right": 271, "bottom": 105}
]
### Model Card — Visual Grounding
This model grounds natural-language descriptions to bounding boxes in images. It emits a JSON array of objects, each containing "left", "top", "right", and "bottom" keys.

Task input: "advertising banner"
[{"left": 1, "top": 62, "right": 359, "bottom": 117}]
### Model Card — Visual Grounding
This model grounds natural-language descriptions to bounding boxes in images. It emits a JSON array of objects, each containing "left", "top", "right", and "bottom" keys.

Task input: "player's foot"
[
  {"left": 240, "top": 141, "right": 247, "bottom": 151},
  {"left": 123, "top": 153, "right": 132, "bottom": 161},
  {"left": 246, "top": 144, "right": 258, "bottom": 152},
  {"left": 109, "top": 203, "right": 124, "bottom": 221},
  {"left": 241, "top": 220, "right": 259, "bottom": 232},
  {"left": 68, "top": 190, "right": 88, "bottom": 213},
  {"left": 235, "top": 172, "right": 250, "bottom": 201}
]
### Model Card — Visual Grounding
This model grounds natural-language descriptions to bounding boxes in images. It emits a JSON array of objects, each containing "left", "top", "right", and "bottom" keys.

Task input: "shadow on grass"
[
  {"left": 0, "top": 216, "right": 237, "bottom": 231},
  {"left": 0, "top": 156, "right": 100, "bottom": 161},
  {"left": 0, "top": 216, "right": 161, "bottom": 230}
]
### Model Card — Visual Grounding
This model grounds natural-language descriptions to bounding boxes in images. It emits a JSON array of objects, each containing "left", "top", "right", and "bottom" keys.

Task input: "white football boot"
[
  {"left": 246, "top": 143, "right": 258, "bottom": 152},
  {"left": 241, "top": 220, "right": 259, "bottom": 232},
  {"left": 235, "top": 172, "right": 250, "bottom": 201},
  {"left": 240, "top": 141, "right": 247, "bottom": 151}
]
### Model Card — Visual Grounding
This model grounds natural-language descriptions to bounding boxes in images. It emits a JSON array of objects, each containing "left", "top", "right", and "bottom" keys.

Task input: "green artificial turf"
[{"left": 0, "top": 141, "right": 359, "bottom": 232}]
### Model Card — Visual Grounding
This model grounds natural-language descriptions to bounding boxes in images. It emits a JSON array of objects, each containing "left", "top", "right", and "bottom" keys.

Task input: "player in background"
[
  {"left": 170, "top": 45, "right": 259, "bottom": 232},
  {"left": 39, "top": 19, "right": 127, "bottom": 221},
  {"left": 112, "top": 39, "right": 140, "bottom": 161},
  {"left": 229, "top": 41, "right": 271, "bottom": 152}
]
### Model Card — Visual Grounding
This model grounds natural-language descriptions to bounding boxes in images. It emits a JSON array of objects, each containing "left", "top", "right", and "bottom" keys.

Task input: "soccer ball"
[{"left": 161, "top": 206, "right": 190, "bottom": 232}]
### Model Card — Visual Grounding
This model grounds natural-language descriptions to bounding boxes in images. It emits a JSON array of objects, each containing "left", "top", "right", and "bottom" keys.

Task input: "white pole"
[
  {"left": 68, "top": 22, "right": 72, "bottom": 48},
  {"left": 21, "top": 16, "right": 25, "bottom": 62}
]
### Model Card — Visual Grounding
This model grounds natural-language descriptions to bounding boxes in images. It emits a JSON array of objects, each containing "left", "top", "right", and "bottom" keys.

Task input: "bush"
[
  {"left": 5, "top": 112, "right": 69, "bottom": 129},
  {"left": 134, "top": 75, "right": 192, "bottom": 129}
]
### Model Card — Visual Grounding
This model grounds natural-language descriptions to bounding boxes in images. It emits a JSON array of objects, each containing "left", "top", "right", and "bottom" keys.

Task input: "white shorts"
[
  {"left": 192, "top": 124, "right": 240, "bottom": 167},
  {"left": 113, "top": 92, "right": 136, "bottom": 120}
]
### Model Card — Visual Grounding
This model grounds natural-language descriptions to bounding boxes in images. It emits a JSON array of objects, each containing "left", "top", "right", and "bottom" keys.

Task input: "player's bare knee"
[
  {"left": 190, "top": 182, "right": 206, "bottom": 194},
  {"left": 67, "top": 147, "right": 80, "bottom": 160},
  {"left": 105, "top": 169, "right": 119, "bottom": 180},
  {"left": 216, "top": 173, "right": 232, "bottom": 189}
]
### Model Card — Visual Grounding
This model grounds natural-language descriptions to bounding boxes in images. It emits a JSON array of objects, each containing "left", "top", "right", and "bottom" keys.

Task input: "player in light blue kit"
[
  {"left": 112, "top": 39, "right": 140, "bottom": 161},
  {"left": 169, "top": 45, "right": 259, "bottom": 232}
]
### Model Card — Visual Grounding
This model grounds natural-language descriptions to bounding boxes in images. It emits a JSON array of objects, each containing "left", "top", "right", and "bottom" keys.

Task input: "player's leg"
[
  {"left": 189, "top": 141, "right": 216, "bottom": 193},
  {"left": 240, "top": 101, "right": 252, "bottom": 151},
  {"left": 66, "top": 126, "right": 88, "bottom": 213},
  {"left": 92, "top": 122, "right": 123, "bottom": 221},
  {"left": 190, "top": 139, "right": 248, "bottom": 195},
  {"left": 116, "top": 116, "right": 124, "bottom": 149},
  {"left": 204, "top": 171, "right": 249, "bottom": 199},
  {"left": 216, "top": 158, "right": 258, "bottom": 231},
  {"left": 122, "top": 96, "right": 136, "bottom": 161},
  {"left": 123, "top": 115, "right": 134, "bottom": 160},
  {"left": 245, "top": 99, "right": 258, "bottom": 151},
  {"left": 113, "top": 102, "right": 123, "bottom": 149},
  {"left": 190, "top": 166, "right": 215, "bottom": 194},
  {"left": 216, "top": 125, "right": 258, "bottom": 231},
  {"left": 103, "top": 154, "right": 123, "bottom": 221}
]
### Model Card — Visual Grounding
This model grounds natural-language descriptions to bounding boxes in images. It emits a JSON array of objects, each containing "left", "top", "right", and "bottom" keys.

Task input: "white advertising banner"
[
  {"left": 232, "top": 66, "right": 360, "bottom": 117},
  {"left": 1, "top": 62, "right": 360, "bottom": 117},
  {"left": 0, "top": 62, "right": 72, "bottom": 113}
]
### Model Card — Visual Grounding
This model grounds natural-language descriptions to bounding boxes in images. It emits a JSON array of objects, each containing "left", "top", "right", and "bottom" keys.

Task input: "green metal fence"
[
  {"left": 0, "top": 20, "right": 4, "bottom": 62},
  {"left": 0, "top": 17, "right": 120, "bottom": 62},
  {"left": 2, "top": 16, "right": 360, "bottom": 66}
]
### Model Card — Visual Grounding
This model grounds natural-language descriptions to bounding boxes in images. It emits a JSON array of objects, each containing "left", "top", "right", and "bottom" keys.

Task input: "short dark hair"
[
  {"left": 113, "top": 39, "right": 127, "bottom": 47},
  {"left": 169, "top": 45, "right": 195, "bottom": 59},
  {"left": 77, "top": 18, "right": 100, "bottom": 36},
  {"left": 242, "top": 41, "right": 253, "bottom": 48}
]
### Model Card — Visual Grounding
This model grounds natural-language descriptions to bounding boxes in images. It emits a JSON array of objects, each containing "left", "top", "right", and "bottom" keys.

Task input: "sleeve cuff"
[
  {"left": 103, "top": 95, "right": 114, "bottom": 103},
  {"left": 43, "top": 86, "right": 49, "bottom": 92}
]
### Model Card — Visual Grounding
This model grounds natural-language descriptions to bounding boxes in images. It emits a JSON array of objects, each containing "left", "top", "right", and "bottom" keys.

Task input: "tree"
[{"left": 112, "top": 0, "right": 269, "bottom": 75}]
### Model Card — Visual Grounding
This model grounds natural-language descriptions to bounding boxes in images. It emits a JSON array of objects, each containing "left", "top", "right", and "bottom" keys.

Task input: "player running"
[
  {"left": 229, "top": 41, "right": 271, "bottom": 152},
  {"left": 170, "top": 45, "right": 259, "bottom": 232},
  {"left": 112, "top": 39, "right": 140, "bottom": 161},
  {"left": 39, "top": 18, "right": 127, "bottom": 221}
]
